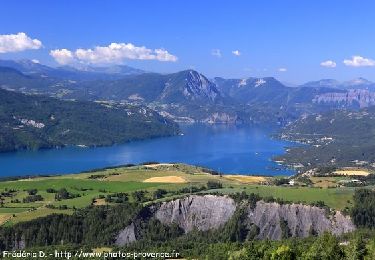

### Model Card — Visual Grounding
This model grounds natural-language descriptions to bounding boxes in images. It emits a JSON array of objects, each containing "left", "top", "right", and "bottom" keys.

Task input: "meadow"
[{"left": 0, "top": 163, "right": 357, "bottom": 225}]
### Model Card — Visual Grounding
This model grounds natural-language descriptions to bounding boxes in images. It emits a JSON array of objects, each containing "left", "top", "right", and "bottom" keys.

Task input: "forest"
[
  {"left": 1, "top": 189, "right": 375, "bottom": 259},
  {"left": 0, "top": 88, "right": 178, "bottom": 152}
]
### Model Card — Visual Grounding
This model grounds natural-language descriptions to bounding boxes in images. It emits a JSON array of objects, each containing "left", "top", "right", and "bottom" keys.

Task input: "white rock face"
[
  {"left": 20, "top": 118, "right": 45, "bottom": 128},
  {"left": 313, "top": 89, "right": 375, "bottom": 108},
  {"left": 115, "top": 195, "right": 355, "bottom": 246},
  {"left": 115, "top": 223, "right": 136, "bottom": 246},
  {"left": 248, "top": 201, "right": 355, "bottom": 240},
  {"left": 184, "top": 71, "right": 219, "bottom": 101},
  {"left": 255, "top": 78, "right": 266, "bottom": 87},
  {"left": 155, "top": 195, "right": 236, "bottom": 232}
]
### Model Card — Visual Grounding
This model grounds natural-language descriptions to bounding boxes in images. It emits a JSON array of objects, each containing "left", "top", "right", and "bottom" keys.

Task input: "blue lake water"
[{"left": 0, "top": 124, "right": 295, "bottom": 177}]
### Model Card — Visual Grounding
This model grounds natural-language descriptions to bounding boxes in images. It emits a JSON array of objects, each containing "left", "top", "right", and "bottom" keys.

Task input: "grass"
[
  {"left": 215, "top": 185, "right": 354, "bottom": 210},
  {"left": 0, "top": 163, "right": 357, "bottom": 224},
  {"left": 0, "top": 207, "right": 31, "bottom": 213}
]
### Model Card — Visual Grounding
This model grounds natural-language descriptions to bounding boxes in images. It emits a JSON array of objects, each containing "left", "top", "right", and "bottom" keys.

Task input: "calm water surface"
[{"left": 0, "top": 124, "right": 295, "bottom": 176}]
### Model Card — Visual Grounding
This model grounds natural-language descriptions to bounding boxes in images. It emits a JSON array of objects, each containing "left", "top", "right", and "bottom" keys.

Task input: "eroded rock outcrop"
[
  {"left": 115, "top": 195, "right": 355, "bottom": 246},
  {"left": 115, "top": 223, "right": 136, "bottom": 246},
  {"left": 247, "top": 201, "right": 355, "bottom": 240},
  {"left": 155, "top": 195, "right": 236, "bottom": 232}
]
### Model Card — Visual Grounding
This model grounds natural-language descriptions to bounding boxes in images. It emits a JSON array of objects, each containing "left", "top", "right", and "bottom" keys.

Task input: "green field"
[
  {"left": 215, "top": 185, "right": 354, "bottom": 210},
  {"left": 0, "top": 163, "right": 357, "bottom": 225}
]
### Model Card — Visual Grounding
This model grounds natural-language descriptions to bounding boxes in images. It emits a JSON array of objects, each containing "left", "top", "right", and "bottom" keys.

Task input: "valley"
[
  {"left": 1, "top": 59, "right": 375, "bottom": 178},
  {"left": 2, "top": 59, "right": 375, "bottom": 259}
]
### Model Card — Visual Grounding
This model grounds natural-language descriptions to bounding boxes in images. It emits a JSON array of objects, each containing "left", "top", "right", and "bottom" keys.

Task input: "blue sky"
[{"left": 1, "top": 0, "right": 375, "bottom": 83}]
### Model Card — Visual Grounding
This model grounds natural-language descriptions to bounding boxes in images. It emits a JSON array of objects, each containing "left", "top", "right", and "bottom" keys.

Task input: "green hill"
[
  {"left": 0, "top": 88, "right": 178, "bottom": 152},
  {"left": 277, "top": 107, "right": 375, "bottom": 171}
]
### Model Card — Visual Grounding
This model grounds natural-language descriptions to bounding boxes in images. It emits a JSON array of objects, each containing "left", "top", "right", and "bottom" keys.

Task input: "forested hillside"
[
  {"left": 277, "top": 107, "right": 375, "bottom": 171},
  {"left": 0, "top": 88, "right": 178, "bottom": 152}
]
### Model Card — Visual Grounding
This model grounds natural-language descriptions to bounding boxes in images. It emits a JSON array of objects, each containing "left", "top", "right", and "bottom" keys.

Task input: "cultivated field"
[
  {"left": 0, "top": 163, "right": 357, "bottom": 225},
  {"left": 334, "top": 169, "right": 371, "bottom": 176}
]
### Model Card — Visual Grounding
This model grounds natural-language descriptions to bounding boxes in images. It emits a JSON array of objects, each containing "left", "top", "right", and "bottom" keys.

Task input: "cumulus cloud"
[
  {"left": 278, "top": 68, "right": 287, "bottom": 72},
  {"left": 343, "top": 55, "right": 375, "bottom": 67},
  {"left": 320, "top": 60, "right": 337, "bottom": 68},
  {"left": 232, "top": 50, "right": 241, "bottom": 56},
  {"left": 0, "top": 32, "right": 42, "bottom": 53},
  {"left": 50, "top": 42, "right": 177, "bottom": 65},
  {"left": 211, "top": 49, "right": 222, "bottom": 58},
  {"left": 49, "top": 49, "right": 75, "bottom": 65}
]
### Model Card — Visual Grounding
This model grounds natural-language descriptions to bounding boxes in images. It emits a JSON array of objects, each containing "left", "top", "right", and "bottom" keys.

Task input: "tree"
[
  {"left": 303, "top": 232, "right": 344, "bottom": 260},
  {"left": 346, "top": 235, "right": 367, "bottom": 260},
  {"left": 271, "top": 245, "right": 294, "bottom": 260},
  {"left": 153, "top": 189, "right": 167, "bottom": 199},
  {"left": 27, "top": 189, "right": 38, "bottom": 195},
  {"left": 207, "top": 181, "right": 223, "bottom": 189},
  {"left": 131, "top": 190, "right": 148, "bottom": 203}
]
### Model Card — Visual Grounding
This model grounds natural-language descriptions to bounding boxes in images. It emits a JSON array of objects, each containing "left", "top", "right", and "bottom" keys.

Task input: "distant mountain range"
[
  {"left": 301, "top": 78, "right": 375, "bottom": 91},
  {"left": 0, "top": 59, "right": 145, "bottom": 81},
  {"left": 1, "top": 59, "right": 375, "bottom": 124}
]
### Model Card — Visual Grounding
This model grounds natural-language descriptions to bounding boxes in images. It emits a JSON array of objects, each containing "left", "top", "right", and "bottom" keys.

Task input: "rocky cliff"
[
  {"left": 155, "top": 195, "right": 236, "bottom": 232},
  {"left": 116, "top": 195, "right": 355, "bottom": 246},
  {"left": 313, "top": 89, "right": 375, "bottom": 108},
  {"left": 247, "top": 201, "right": 354, "bottom": 240}
]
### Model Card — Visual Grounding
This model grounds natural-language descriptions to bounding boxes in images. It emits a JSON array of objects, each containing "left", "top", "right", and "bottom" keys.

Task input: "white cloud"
[
  {"left": 211, "top": 49, "right": 222, "bottom": 58},
  {"left": 278, "top": 68, "right": 287, "bottom": 72},
  {"left": 232, "top": 50, "right": 241, "bottom": 56},
  {"left": 320, "top": 60, "right": 337, "bottom": 68},
  {"left": 31, "top": 59, "right": 40, "bottom": 64},
  {"left": 50, "top": 42, "right": 178, "bottom": 65},
  {"left": 49, "top": 49, "right": 75, "bottom": 65},
  {"left": 343, "top": 55, "right": 375, "bottom": 67},
  {"left": 0, "top": 32, "right": 42, "bottom": 53}
]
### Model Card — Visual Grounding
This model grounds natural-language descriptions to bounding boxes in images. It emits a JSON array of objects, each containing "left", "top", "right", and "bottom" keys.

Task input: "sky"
[{"left": 1, "top": 0, "right": 375, "bottom": 83}]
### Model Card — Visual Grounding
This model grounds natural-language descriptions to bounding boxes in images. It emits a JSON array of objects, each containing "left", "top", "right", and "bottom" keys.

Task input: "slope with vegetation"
[
  {"left": 0, "top": 88, "right": 178, "bottom": 152},
  {"left": 277, "top": 107, "right": 375, "bottom": 173},
  {"left": 0, "top": 163, "right": 374, "bottom": 258}
]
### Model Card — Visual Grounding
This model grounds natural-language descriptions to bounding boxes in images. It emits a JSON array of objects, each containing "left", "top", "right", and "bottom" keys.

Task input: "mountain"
[
  {"left": 0, "top": 59, "right": 55, "bottom": 74},
  {"left": 341, "top": 77, "right": 375, "bottom": 90},
  {"left": 301, "top": 78, "right": 375, "bottom": 91},
  {"left": 82, "top": 70, "right": 221, "bottom": 104},
  {"left": 159, "top": 70, "right": 220, "bottom": 103},
  {"left": 0, "top": 66, "right": 221, "bottom": 104},
  {"left": 214, "top": 76, "right": 286, "bottom": 94},
  {"left": 66, "top": 64, "right": 145, "bottom": 75},
  {"left": 0, "top": 59, "right": 144, "bottom": 81},
  {"left": 0, "top": 88, "right": 178, "bottom": 152},
  {"left": 3, "top": 59, "right": 375, "bottom": 125},
  {"left": 301, "top": 79, "right": 341, "bottom": 89},
  {"left": 0, "top": 66, "right": 344, "bottom": 125},
  {"left": 213, "top": 76, "right": 342, "bottom": 108},
  {"left": 299, "top": 78, "right": 375, "bottom": 108}
]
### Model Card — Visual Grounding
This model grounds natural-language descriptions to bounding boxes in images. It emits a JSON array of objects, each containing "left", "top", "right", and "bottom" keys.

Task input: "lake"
[{"left": 0, "top": 124, "right": 295, "bottom": 177}]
